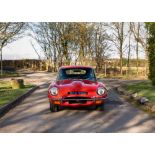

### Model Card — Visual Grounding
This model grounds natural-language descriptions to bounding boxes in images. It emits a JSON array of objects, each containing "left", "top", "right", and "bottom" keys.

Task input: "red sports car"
[{"left": 48, "top": 66, "right": 108, "bottom": 112}]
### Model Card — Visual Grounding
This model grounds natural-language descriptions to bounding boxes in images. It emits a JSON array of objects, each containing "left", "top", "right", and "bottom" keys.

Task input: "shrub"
[{"left": 11, "top": 79, "right": 25, "bottom": 89}]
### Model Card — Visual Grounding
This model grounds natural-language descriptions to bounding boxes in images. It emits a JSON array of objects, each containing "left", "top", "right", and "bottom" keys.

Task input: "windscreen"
[{"left": 57, "top": 68, "right": 96, "bottom": 81}]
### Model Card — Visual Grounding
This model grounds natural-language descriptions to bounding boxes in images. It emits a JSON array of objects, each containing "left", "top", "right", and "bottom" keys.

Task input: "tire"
[
  {"left": 50, "top": 102, "right": 59, "bottom": 112},
  {"left": 98, "top": 104, "right": 105, "bottom": 111},
  {"left": 89, "top": 105, "right": 97, "bottom": 110}
]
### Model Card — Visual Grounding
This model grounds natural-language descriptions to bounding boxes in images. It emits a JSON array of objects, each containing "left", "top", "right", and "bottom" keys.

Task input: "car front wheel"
[
  {"left": 50, "top": 102, "right": 59, "bottom": 112},
  {"left": 97, "top": 104, "right": 105, "bottom": 111}
]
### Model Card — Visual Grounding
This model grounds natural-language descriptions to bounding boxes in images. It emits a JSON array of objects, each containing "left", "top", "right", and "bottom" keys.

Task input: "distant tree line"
[
  {"left": 0, "top": 22, "right": 151, "bottom": 80},
  {"left": 29, "top": 22, "right": 148, "bottom": 75},
  {"left": 29, "top": 23, "right": 110, "bottom": 72},
  {"left": 2, "top": 59, "right": 148, "bottom": 77}
]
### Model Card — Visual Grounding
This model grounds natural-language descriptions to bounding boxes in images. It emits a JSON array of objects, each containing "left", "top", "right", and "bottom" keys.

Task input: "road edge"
[
  {"left": 115, "top": 85, "right": 155, "bottom": 115},
  {"left": 0, "top": 85, "right": 39, "bottom": 118}
]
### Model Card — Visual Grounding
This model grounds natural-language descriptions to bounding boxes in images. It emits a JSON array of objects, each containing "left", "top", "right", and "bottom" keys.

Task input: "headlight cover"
[
  {"left": 50, "top": 87, "right": 58, "bottom": 95},
  {"left": 97, "top": 87, "right": 105, "bottom": 95}
]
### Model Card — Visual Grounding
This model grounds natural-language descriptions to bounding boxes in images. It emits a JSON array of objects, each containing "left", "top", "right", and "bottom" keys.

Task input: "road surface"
[{"left": 0, "top": 73, "right": 155, "bottom": 132}]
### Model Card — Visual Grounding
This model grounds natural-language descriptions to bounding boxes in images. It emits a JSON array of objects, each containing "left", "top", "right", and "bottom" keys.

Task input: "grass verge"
[
  {"left": 121, "top": 80, "right": 155, "bottom": 115},
  {"left": 0, "top": 81, "right": 35, "bottom": 107},
  {"left": 124, "top": 81, "right": 155, "bottom": 103}
]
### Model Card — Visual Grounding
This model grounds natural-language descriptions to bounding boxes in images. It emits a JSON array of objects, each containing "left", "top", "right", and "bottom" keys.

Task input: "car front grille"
[
  {"left": 63, "top": 97, "right": 91, "bottom": 104},
  {"left": 68, "top": 91, "right": 88, "bottom": 95}
]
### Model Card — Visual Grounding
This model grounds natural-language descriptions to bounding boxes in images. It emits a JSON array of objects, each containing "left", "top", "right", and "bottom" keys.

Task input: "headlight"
[
  {"left": 50, "top": 87, "right": 58, "bottom": 95},
  {"left": 97, "top": 87, "right": 105, "bottom": 95}
]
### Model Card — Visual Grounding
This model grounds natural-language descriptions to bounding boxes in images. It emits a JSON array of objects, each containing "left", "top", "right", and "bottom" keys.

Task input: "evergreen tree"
[{"left": 146, "top": 22, "right": 155, "bottom": 85}]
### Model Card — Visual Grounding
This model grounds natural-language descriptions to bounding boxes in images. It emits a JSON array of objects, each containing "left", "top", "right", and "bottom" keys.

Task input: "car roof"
[{"left": 59, "top": 66, "right": 94, "bottom": 69}]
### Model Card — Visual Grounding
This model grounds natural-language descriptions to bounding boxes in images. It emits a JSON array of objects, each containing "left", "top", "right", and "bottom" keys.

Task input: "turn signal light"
[
  {"left": 53, "top": 100, "right": 61, "bottom": 105},
  {"left": 95, "top": 100, "right": 102, "bottom": 104}
]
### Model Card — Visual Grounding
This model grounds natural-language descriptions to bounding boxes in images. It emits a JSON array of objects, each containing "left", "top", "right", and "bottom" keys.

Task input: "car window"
[
  {"left": 57, "top": 68, "right": 96, "bottom": 81},
  {"left": 65, "top": 69, "right": 86, "bottom": 75}
]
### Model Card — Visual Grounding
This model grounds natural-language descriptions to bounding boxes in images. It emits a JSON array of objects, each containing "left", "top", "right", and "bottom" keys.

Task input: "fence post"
[{"left": 104, "top": 63, "right": 107, "bottom": 77}]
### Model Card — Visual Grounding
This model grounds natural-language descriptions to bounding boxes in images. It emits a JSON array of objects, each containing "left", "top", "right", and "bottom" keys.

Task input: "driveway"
[{"left": 0, "top": 73, "right": 155, "bottom": 132}]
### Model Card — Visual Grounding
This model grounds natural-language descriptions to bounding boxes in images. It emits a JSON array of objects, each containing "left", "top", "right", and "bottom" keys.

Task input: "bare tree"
[
  {"left": 30, "top": 22, "right": 76, "bottom": 71},
  {"left": 131, "top": 22, "right": 148, "bottom": 58},
  {"left": 92, "top": 23, "right": 110, "bottom": 72},
  {"left": 30, "top": 23, "right": 122, "bottom": 73},
  {"left": 131, "top": 22, "right": 140, "bottom": 75},
  {"left": 131, "top": 22, "right": 148, "bottom": 76},
  {"left": 0, "top": 22, "right": 25, "bottom": 76},
  {"left": 127, "top": 22, "right": 131, "bottom": 74},
  {"left": 109, "top": 22, "right": 126, "bottom": 75},
  {"left": 29, "top": 23, "right": 53, "bottom": 71}
]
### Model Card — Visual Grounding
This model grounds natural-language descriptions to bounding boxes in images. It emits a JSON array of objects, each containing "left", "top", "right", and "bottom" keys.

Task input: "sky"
[
  {"left": 3, "top": 31, "right": 146, "bottom": 60},
  {"left": 3, "top": 36, "right": 44, "bottom": 60}
]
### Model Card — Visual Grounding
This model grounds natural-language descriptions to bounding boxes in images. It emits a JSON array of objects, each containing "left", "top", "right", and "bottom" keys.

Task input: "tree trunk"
[
  {"left": 136, "top": 40, "right": 139, "bottom": 76},
  {"left": 120, "top": 51, "right": 123, "bottom": 75},
  {"left": 127, "top": 37, "right": 131, "bottom": 74},
  {"left": 127, "top": 23, "right": 131, "bottom": 75},
  {"left": 104, "top": 63, "right": 107, "bottom": 77},
  {"left": 143, "top": 46, "right": 148, "bottom": 77},
  {"left": 53, "top": 47, "right": 57, "bottom": 72},
  {"left": 120, "top": 22, "right": 124, "bottom": 76},
  {"left": 136, "top": 23, "right": 140, "bottom": 76}
]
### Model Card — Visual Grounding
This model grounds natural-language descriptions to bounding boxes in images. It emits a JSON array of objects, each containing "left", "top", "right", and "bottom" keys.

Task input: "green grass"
[
  {"left": 124, "top": 81, "right": 155, "bottom": 103},
  {"left": 0, "top": 81, "right": 35, "bottom": 107}
]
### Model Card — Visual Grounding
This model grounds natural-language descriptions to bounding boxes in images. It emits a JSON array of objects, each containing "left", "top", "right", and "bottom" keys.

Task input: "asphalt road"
[{"left": 0, "top": 73, "right": 155, "bottom": 132}]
